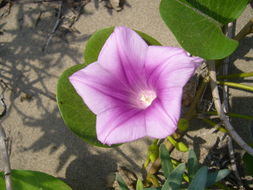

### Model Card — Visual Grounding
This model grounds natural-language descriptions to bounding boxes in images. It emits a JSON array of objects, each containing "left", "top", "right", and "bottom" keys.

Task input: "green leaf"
[
  {"left": 187, "top": 166, "right": 208, "bottom": 190},
  {"left": 243, "top": 152, "right": 253, "bottom": 176},
  {"left": 206, "top": 169, "right": 230, "bottom": 187},
  {"left": 187, "top": 149, "right": 199, "bottom": 181},
  {"left": 161, "top": 163, "right": 186, "bottom": 190},
  {"left": 116, "top": 174, "right": 130, "bottom": 190},
  {"left": 0, "top": 170, "right": 72, "bottom": 190},
  {"left": 159, "top": 144, "right": 173, "bottom": 177},
  {"left": 160, "top": 0, "right": 248, "bottom": 59},
  {"left": 57, "top": 27, "right": 161, "bottom": 147},
  {"left": 143, "top": 188, "right": 162, "bottom": 190},
  {"left": 136, "top": 179, "right": 144, "bottom": 190}
]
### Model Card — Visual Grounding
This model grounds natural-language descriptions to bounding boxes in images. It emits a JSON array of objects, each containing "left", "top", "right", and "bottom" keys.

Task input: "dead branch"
[
  {"left": 208, "top": 60, "right": 253, "bottom": 156},
  {"left": 42, "top": 1, "right": 63, "bottom": 52},
  {"left": 0, "top": 125, "right": 12, "bottom": 190},
  {"left": 234, "top": 18, "right": 253, "bottom": 41},
  {"left": 227, "top": 136, "right": 245, "bottom": 190},
  {"left": 223, "top": 22, "right": 246, "bottom": 189}
]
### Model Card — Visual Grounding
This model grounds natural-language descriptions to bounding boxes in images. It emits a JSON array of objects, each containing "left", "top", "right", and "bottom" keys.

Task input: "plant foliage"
[
  {"left": 117, "top": 148, "right": 230, "bottom": 190},
  {"left": 160, "top": 0, "right": 248, "bottom": 59}
]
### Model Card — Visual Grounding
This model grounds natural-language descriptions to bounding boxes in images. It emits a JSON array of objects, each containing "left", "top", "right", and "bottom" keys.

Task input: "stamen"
[{"left": 138, "top": 90, "right": 157, "bottom": 109}]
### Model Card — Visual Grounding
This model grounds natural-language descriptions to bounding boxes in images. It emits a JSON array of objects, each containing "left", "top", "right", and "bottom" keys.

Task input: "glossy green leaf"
[
  {"left": 187, "top": 149, "right": 199, "bottom": 181},
  {"left": 243, "top": 152, "right": 253, "bottom": 176},
  {"left": 187, "top": 166, "right": 208, "bottom": 190},
  {"left": 206, "top": 169, "right": 230, "bottom": 187},
  {"left": 57, "top": 27, "right": 161, "bottom": 147},
  {"left": 136, "top": 179, "right": 144, "bottom": 190},
  {"left": 0, "top": 170, "right": 72, "bottom": 190},
  {"left": 160, "top": 0, "right": 248, "bottom": 59},
  {"left": 161, "top": 163, "right": 185, "bottom": 190},
  {"left": 159, "top": 144, "right": 173, "bottom": 177},
  {"left": 143, "top": 188, "right": 161, "bottom": 190},
  {"left": 116, "top": 174, "right": 130, "bottom": 190}
]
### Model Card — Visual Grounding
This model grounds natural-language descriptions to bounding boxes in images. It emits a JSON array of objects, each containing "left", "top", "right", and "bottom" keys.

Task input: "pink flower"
[{"left": 69, "top": 26, "right": 203, "bottom": 145}]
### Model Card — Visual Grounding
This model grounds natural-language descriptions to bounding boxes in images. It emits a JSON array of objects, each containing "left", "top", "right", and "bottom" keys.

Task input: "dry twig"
[
  {"left": 42, "top": 1, "right": 63, "bottom": 52},
  {"left": 223, "top": 22, "right": 246, "bottom": 189},
  {"left": 234, "top": 18, "right": 253, "bottom": 41},
  {"left": 227, "top": 136, "right": 245, "bottom": 190},
  {"left": 68, "top": 0, "right": 90, "bottom": 28},
  {"left": 208, "top": 60, "right": 253, "bottom": 156},
  {"left": 0, "top": 80, "right": 12, "bottom": 189},
  {"left": 0, "top": 126, "right": 12, "bottom": 190}
]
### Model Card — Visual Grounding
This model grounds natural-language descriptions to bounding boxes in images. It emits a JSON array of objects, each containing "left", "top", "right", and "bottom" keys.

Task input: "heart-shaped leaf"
[
  {"left": 0, "top": 170, "right": 71, "bottom": 190},
  {"left": 57, "top": 27, "right": 161, "bottom": 147},
  {"left": 160, "top": 0, "right": 248, "bottom": 59}
]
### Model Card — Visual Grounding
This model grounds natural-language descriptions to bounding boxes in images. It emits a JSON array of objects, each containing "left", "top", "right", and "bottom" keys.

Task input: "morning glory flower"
[{"left": 69, "top": 26, "right": 203, "bottom": 145}]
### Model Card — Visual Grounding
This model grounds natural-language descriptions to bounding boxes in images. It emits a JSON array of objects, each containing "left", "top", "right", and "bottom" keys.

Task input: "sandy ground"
[{"left": 0, "top": 1, "right": 252, "bottom": 189}]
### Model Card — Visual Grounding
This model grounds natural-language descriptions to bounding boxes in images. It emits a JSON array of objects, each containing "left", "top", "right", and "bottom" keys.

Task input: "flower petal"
[
  {"left": 145, "top": 99, "right": 178, "bottom": 138},
  {"left": 158, "top": 87, "right": 183, "bottom": 123},
  {"left": 69, "top": 62, "right": 131, "bottom": 115},
  {"left": 69, "top": 26, "right": 204, "bottom": 145},
  {"left": 98, "top": 26, "right": 148, "bottom": 86},
  {"left": 96, "top": 107, "right": 146, "bottom": 145},
  {"left": 145, "top": 46, "right": 202, "bottom": 89}
]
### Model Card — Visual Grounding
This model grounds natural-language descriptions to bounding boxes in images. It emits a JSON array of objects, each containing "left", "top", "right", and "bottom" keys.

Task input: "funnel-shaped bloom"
[{"left": 69, "top": 26, "right": 203, "bottom": 145}]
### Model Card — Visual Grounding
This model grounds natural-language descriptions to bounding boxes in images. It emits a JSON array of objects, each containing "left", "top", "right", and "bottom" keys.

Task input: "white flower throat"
[{"left": 138, "top": 90, "right": 157, "bottom": 109}]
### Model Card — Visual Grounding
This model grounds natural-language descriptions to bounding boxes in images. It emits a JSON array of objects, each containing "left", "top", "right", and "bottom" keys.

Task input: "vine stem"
[
  {"left": 0, "top": 125, "right": 12, "bottom": 190},
  {"left": 218, "top": 72, "right": 253, "bottom": 79},
  {"left": 208, "top": 60, "right": 253, "bottom": 156},
  {"left": 217, "top": 81, "right": 253, "bottom": 92}
]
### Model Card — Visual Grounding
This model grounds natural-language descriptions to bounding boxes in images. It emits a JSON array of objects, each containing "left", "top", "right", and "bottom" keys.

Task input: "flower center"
[{"left": 138, "top": 90, "right": 157, "bottom": 109}]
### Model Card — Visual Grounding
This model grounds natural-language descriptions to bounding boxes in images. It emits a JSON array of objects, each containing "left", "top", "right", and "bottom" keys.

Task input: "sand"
[{"left": 0, "top": 1, "right": 252, "bottom": 189}]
